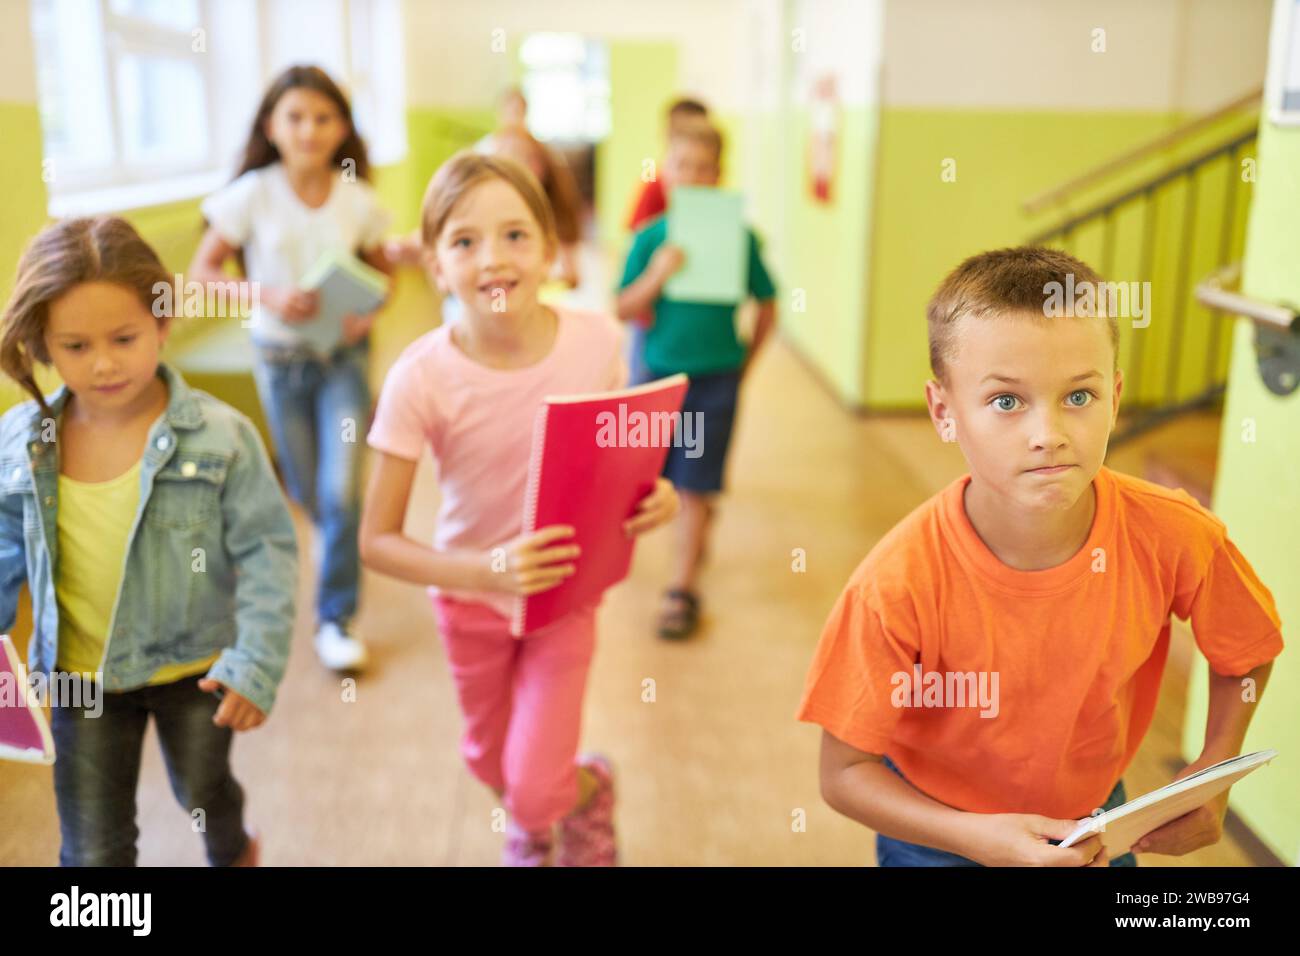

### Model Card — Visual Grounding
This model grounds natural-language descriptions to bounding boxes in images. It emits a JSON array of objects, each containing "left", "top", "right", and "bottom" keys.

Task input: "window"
[
  {"left": 30, "top": 0, "right": 407, "bottom": 216},
  {"left": 519, "top": 33, "right": 610, "bottom": 144},
  {"left": 1271, "top": 0, "right": 1300, "bottom": 124}
]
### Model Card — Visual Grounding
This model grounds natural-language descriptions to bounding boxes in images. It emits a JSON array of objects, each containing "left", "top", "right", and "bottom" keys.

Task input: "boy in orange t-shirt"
[{"left": 798, "top": 247, "right": 1283, "bottom": 867}]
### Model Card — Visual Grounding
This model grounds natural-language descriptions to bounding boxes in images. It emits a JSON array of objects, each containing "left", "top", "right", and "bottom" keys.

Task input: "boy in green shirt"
[{"left": 617, "top": 119, "right": 778, "bottom": 638}]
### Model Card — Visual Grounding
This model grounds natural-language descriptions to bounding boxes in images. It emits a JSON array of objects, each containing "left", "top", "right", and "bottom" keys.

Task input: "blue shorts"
[
  {"left": 658, "top": 369, "right": 741, "bottom": 495},
  {"left": 874, "top": 755, "right": 1138, "bottom": 867}
]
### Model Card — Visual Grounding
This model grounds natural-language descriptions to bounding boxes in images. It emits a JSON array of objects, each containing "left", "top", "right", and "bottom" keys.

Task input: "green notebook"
[{"left": 663, "top": 187, "right": 746, "bottom": 305}]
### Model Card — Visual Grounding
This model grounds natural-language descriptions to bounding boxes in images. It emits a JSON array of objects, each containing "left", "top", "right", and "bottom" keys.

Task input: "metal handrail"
[
  {"left": 1022, "top": 87, "right": 1262, "bottom": 215},
  {"left": 1026, "top": 129, "right": 1257, "bottom": 245},
  {"left": 1027, "top": 122, "right": 1263, "bottom": 441},
  {"left": 1195, "top": 264, "right": 1299, "bottom": 329}
]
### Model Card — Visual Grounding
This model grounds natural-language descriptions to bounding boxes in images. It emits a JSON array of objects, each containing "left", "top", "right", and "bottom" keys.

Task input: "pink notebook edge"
[
  {"left": 541, "top": 372, "right": 689, "bottom": 406},
  {"left": 0, "top": 634, "right": 56, "bottom": 765},
  {"left": 510, "top": 374, "right": 690, "bottom": 637}
]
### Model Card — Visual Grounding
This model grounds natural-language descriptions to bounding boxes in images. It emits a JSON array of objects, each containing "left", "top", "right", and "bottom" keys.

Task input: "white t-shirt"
[{"left": 200, "top": 162, "right": 391, "bottom": 347}]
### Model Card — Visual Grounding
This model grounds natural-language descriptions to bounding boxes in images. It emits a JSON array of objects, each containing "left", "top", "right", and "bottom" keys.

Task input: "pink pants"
[{"left": 432, "top": 595, "right": 598, "bottom": 832}]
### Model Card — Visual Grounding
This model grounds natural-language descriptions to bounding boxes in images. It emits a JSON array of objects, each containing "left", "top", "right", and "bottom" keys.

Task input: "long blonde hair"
[{"left": 0, "top": 217, "right": 170, "bottom": 416}]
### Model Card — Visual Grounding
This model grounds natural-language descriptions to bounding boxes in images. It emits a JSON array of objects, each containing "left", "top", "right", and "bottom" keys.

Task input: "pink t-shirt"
[{"left": 367, "top": 305, "right": 628, "bottom": 616}]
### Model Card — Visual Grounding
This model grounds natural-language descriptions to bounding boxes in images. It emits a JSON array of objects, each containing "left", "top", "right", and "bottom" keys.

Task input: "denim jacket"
[{"left": 0, "top": 363, "right": 297, "bottom": 714}]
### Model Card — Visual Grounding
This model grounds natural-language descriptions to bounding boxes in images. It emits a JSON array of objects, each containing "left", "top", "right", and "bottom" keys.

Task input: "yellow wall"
[
  {"left": 865, "top": 107, "right": 1257, "bottom": 409},
  {"left": 1182, "top": 7, "right": 1300, "bottom": 862}
]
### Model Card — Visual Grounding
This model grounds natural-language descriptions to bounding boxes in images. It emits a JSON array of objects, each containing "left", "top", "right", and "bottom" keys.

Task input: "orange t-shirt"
[{"left": 797, "top": 466, "right": 1283, "bottom": 819}]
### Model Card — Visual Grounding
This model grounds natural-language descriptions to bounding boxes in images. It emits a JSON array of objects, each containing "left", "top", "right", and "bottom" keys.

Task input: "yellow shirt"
[
  {"left": 55, "top": 460, "right": 217, "bottom": 684},
  {"left": 538, "top": 279, "right": 572, "bottom": 305}
]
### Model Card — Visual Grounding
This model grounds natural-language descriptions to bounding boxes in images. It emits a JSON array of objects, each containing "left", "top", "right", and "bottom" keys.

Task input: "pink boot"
[
  {"left": 502, "top": 820, "right": 554, "bottom": 866},
  {"left": 558, "top": 754, "right": 618, "bottom": 867}
]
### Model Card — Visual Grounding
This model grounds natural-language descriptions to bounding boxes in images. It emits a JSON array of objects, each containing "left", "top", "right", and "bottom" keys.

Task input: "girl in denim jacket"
[{"left": 0, "top": 217, "right": 298, "bottom": 866}]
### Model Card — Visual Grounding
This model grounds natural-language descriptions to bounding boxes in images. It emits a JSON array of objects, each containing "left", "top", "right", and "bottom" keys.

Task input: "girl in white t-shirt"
[
  {"left": 190, "top": 65, "right": 392, "bottom": 673},
  {"left": 359, "top": 153, "right": 678, "bottom": 865}
]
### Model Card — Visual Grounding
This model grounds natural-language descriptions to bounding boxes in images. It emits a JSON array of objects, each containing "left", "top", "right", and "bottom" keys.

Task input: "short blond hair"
[
  {"left": 667, "top": 117, "right": 724, "bottom": 165},
  {"left": 420, "top": 151, "right": 557, "bottom": 251},
  {"left": 926, "top": 246, "right": 1119, "bottom": 382}
]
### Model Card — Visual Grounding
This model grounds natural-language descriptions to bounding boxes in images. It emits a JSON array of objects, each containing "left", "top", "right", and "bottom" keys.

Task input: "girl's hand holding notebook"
[
  {"left": 485, "top": 525, "right": 581, "bottom": 597},
  {"left": 623, "top": 477, "right": 679, "bottom": 537},
  {"left": 511, "top": 375, "right": 690, "bottom": 636},
  {"left": 340, "top": 312, "right": 376, "bottom": 346},
  {"left": 262, "top": 287, "right": 320, "bottom": 322}
]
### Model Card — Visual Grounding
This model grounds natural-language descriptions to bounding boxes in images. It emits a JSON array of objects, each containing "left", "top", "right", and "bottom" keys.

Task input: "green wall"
[
  {"left": 1183, "top": 113, "right": 1300, "bottom": 866},
  {"left": 864, "top": 107, "right": 1257, "bottom": 409},
  {"left": 596, "top": 41, "right": 679, "bottom": 252},
  {"left": 0, "top": 96, "right": 473, "bottom": 421},
  {"left": 399, "top": 106, "right": 495, "bottom": 233},
  {"left": 774, "top": 105, "right": 876, "bottom": 406},
  {"left": 0, "top": 101, "right": 51, "bottom": 411}
]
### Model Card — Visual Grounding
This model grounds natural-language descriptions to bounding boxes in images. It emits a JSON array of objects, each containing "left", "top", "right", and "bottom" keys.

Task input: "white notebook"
[
  {"left": 1059, "top": 749, "right": 1277, "bottom": 854},
  {"left": 0, "top": 635, "right": 55, "bottom": 765}
]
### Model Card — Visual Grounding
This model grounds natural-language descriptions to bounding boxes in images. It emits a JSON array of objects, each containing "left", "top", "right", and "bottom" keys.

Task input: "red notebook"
[
  {"left": 1, "top": 635, "right": 55, "bottom": 764},
  {"left": 512, "top": 374, "right": 690, "bottom": 636}
]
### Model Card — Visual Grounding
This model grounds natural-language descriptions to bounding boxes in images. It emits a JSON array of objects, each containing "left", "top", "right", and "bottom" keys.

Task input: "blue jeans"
[
  {"left": 875, "top": 755, "right": 1138, "bottom": 867},
  {"left": 626, "top": 322, "right": 653, "bottom": 387},
  {"left": 253, "top": 341, "right": 369, "bottom": 625},
  {"left": 51, "top": 674, "right": 248, "bottom": 866}
]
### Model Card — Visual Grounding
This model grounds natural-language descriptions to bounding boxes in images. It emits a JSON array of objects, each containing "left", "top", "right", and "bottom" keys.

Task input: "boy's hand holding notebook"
[
  {"left": 1058, "top": 749, "right": 1277, "bottom": 856},
  {"left": 296, "top": 249, "right": 389, "bottom": 356}
]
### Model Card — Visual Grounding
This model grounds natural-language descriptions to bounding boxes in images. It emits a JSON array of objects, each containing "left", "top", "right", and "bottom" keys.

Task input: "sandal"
[{"left": 657, "top": 589, "right": 700, "bottom": 640}]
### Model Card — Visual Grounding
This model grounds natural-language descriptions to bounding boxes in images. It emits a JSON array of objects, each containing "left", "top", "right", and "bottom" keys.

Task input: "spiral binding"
[{"left": 511, "top": 402, "right": 552, "bottom": 637}]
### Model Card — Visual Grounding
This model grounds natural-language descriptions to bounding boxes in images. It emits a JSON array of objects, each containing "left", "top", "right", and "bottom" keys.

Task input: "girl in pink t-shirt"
[{"left": 360, "top": 152, "right": 678, "bottom": 866}]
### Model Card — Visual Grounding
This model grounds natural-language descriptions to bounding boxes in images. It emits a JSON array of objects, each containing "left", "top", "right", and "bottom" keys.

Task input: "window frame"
[{"left": 36, "top": 0, "right": 406, "bottom": 217}]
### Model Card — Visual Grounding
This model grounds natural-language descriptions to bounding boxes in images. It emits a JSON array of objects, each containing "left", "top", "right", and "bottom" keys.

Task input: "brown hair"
[
  {"left": 667, "top": 97, "right": 709, "bottom": 128},
  {"left": 667, "top": 117, "right": 724, "bottom": 165},
  {"left": 1, "top": 217, "right": 170, "bottom": 416},
  {"left": 420, "top": 151, "right": 558, "bottom": 252},
  {"left": 234, "top": 65, "right": 370, "bottom": 183},
  {"left": 479, "top": 125, "right": 583, "bottom": 244},
  {"left": 926, "top": 246, "right": 1120, "bottom": 382}
]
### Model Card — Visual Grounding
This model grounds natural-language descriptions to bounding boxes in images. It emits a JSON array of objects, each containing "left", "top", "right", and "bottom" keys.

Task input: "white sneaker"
[{"left": 314, "top": 621, "right": 369, "bottom": 672}]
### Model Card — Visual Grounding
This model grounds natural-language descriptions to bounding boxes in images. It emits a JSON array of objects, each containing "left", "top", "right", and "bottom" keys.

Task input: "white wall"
[
  {"left": 0, "top": 0, "right": 38, "bottom": 104},
  {"left": 401, "top": 0, "right": 749, "bottom": 110},
  {"left": 789, "top": 0, "right": 883, "bottom": 108},
  {"left": 882, "top": 0, "right": 1271, "bottom": 111}
]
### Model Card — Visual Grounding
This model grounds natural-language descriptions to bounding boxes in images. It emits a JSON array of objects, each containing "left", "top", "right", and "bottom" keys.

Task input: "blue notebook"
[
  {"left": 662, "top": 187, "right": 747, "bottom": 305},
  {"left": 297, "top": 250, "right": 388, "bottom": 356}
]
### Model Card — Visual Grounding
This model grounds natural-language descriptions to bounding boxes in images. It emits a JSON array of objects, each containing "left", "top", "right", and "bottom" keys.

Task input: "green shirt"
[{"left": 619, "top": 215, "right": 776, "bottom": 377}]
